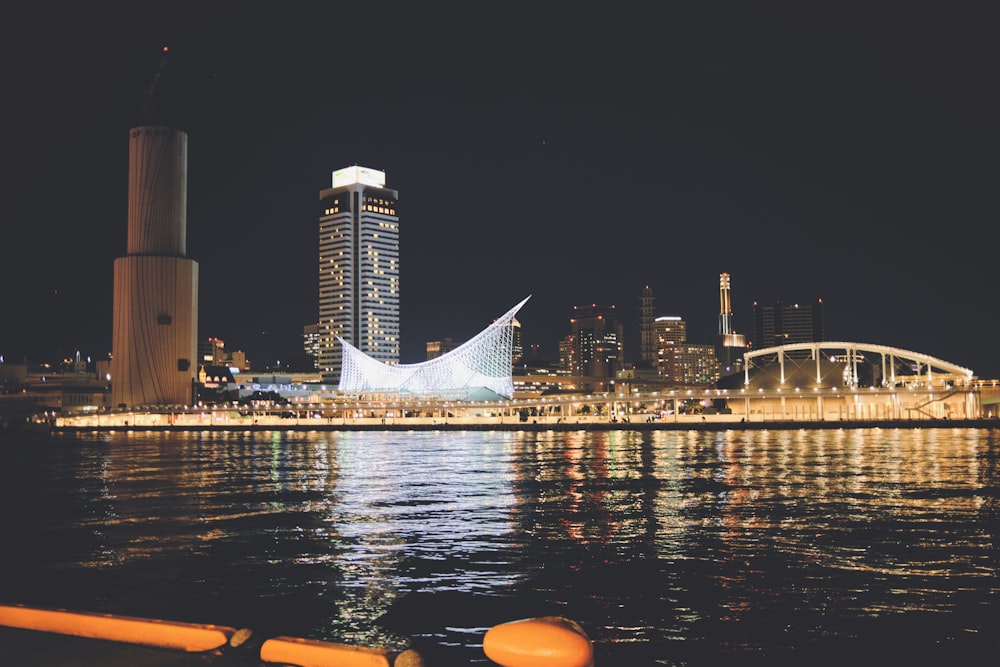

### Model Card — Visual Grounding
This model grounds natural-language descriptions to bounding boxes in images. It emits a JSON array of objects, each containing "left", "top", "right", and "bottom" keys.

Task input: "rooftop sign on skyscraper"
[{"left": 331, "top": 165, "right": 385, "bottom": 188}]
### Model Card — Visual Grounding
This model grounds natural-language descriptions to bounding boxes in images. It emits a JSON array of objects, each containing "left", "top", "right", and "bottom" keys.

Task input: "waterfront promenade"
[
  {"left": 50, "top": 410, "right": 998, "bottom": 432},
  {"left": 39, "top": 380, "right": 997, "bottom": 434}
]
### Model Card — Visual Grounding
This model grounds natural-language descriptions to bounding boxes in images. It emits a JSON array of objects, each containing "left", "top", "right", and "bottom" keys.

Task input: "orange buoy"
[
  {"left": 0, "top": 603, "right": 235, "bottom": 652},
  {"left": 394, "top": 648, "right": 427, "bottom": 666},
  {"left": 483, "top": 616, "right": 594, "bottom": 667},
  {"left": 260, "top": 635, "right": 392, "bottom": 667}
]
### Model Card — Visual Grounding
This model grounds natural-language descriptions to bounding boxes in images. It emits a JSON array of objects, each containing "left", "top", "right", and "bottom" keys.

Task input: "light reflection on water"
[{"left": 0, "top": 427, "right": 997, "bottom": 665}]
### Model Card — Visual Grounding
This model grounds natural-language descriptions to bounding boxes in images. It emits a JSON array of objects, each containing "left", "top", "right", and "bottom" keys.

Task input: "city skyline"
[{"left": 2, "top": 5, "right": 997, "bottom": 379}]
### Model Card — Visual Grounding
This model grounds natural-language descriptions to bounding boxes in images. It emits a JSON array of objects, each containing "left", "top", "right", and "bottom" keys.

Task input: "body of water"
[{"left": 1, "top": 427, "right": 998, "bottom": 665}]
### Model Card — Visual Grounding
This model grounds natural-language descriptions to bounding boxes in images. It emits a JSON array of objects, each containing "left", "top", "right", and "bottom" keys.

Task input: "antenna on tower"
[{"left": 143, "top": 46, "right": 171, "bottom": 124}]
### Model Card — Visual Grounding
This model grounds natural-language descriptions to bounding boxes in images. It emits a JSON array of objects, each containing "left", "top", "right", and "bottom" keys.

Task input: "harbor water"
[{"left": 1, "top": 427, "right": 998, "bottom": 665}]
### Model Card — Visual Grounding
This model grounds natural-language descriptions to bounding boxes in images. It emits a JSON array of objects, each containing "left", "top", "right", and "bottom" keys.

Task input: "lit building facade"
[
  {"left": 199, "top": 337, "right": 225, "bottom": 366},
  {"left": 559, "top": 336, "right": 575, "bottom": 374},
  {"left": 318, "top": 166, "right": 399, "bottom": 383},
  {"left": 753, "top": 299, "right": 824, "bottom": 349},
  {"left": 111, "top": 125, "right": 198, "bottom": 408},
  {"left": 660, "top": 343, "right": 721, "bottom": 387},
  {"left": 426, "top": 338, "right": 460, "bottom": 360},
  {"left": 228, "top": 350, "right": 249, "bottom": 372},
  {"left": 639, "top": 285, "right": 656, "bottom": 368},
  {"left": 652, "top": 315, "right": 722, "bottom": 385},
  {"left": 303, "top": 323, "right": 320, "bottom": 369},
  {"left": 654, "top": 315, "right": 686, "bottom": 380},
  {"left": 654, "top": 315, "right": 687, "bottom": 349},
  {"left": 570, "top": 304, "right": 623, "bottom": 378},
  {"left": 511, "top": 317, "right": 523, "bottom": 368}
]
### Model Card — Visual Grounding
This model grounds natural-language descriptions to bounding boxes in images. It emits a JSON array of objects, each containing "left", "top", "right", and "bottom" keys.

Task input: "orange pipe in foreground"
[
  {"left": 260, "top": 635, "right": 392, "bottom": 667},
  {"left": 0, "top": 604, "right": 236, "bottom": 652},
  {"left": 483, "top": 616, "right": 594, "bottom": 667}
]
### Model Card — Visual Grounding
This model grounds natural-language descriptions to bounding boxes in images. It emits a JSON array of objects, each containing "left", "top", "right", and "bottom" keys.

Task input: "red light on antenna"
[{"left": 163, "top": 46, "right": 169, "bottom": 52}]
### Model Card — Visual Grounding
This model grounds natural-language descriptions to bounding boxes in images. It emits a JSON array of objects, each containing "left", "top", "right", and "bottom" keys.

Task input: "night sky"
[{"left": 3, "top": 4, "right": 998, "bottom": 379}]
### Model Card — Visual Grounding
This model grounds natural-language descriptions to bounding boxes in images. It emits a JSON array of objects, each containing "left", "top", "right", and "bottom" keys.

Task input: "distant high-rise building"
[
  {"left": 639, "top": 285, "right": 656, "bottom": 368},
  {"left": 717, "top": 272, "right": 746, "bottom": 372},
  {"left": 318, "top": 166, "right": 400, "bottom": 383},
  {"left": 511, "top": 317, "right": 523, "bottom": 368},
  {"left": 426, "top": 338, "right": 460, "bottom": 360},
  {"left": 654, "top": 315, "right": 687, "bottom": 347},
  {"left": 570, "top": 304, "right": 623, "bottom": 378},
  {"left": 753, "top": 299, "right": 824, "bottom": 349},
  {"left": 229, "top": 350, "right": 249, "bottom": 372},
  {"left": 651, "top": 314, "right": 722, "bottom": 385},
  {"left": 197, "top": 337, "right": 250, "bottom": 373},
  {"left": 303, "top": 323, "right": 320, "bottom": 370},
  {"left": 660, "top": 343, "right": 721, "bottom": 387},
  {"left": 653, "top": 315, "right": 685, "bottom": 379},
  {"left": 199, "top": 337, "right": 225, "bottom": 366},
  {"left": 559, "top": 336, "right": 575, "bottom": 374},
  {"left": 525, "top": 342, "right": 544, "bottom": 364},
  {"left": 111, "top": 124, "right": 198, "bottom": 408}
]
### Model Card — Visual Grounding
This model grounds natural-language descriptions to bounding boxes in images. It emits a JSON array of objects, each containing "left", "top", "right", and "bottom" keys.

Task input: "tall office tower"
[
  {"left": 653, "top": 315, "right": 685, "bottom": 376},
  {"left": 318, "top": 166, "right": 399, "bottom": 383},
  {"left": 559, "top": 336, "right": 575, "bottom": 373},
  {"left": 229, "top": 350, "right": 249, "bottom": 372},
  {"left": 511, "top": 317, "right": 523, "bottom": 368},
  {"left": 660, "top": 343, "right": 721, "bottom": 387},
  {"left": 525, "top": 342, "right": 543, "bottom": 364},
  {"left": 639, "top": 284, "right": 656, "bottom": 368},
  {"left": 302, "top": 323, "right": 320, "bottom": 369},
  {"left": 199, "top": 337, "right": 226, "bottom": 366},
  {"left": 654, "top": 316, "right": 687, "bottom": 347},
  {"left": 110, "top": 125, "right": 198, "bottom": 408},
  {"left": 570, "top": 304, "right": 623, "bottom": 378},
  {"left": 753, "top": 299, "right": 824, "bottom": 349},
  {"left": 426, "top": 338, "right": 459, "bottom": 360}
]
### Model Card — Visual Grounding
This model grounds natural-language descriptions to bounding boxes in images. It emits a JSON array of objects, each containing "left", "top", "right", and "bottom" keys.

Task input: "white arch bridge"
[
  {"left": 725, "top": 341, "right": 981, "bottom": 421},
  {"left": 742, "top": 342, "right": 974, "bottom": 389}
]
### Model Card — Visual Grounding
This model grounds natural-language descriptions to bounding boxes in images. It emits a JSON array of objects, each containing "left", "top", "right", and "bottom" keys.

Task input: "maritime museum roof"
[{"left": 337, "top": 297, "right": 530, "bottom": 400}]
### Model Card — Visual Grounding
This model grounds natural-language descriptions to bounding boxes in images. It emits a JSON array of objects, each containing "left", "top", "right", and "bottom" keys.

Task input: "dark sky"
[{"left": 3, "top": 4, "right": 998, "bottom": 378}]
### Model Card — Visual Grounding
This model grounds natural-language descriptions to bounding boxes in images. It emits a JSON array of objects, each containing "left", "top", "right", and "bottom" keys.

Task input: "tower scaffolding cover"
[{"left": 337, "top": 297, "right": 530, "bottom": 400}]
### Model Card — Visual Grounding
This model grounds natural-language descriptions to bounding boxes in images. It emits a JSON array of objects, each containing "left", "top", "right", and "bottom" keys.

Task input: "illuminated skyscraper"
[
  {"left": 639, "top": 284, "right": 656, "bottom": 368},
  {"left": 654, "top": 315, "right": 687, "bottom": 349},
  {"left": 426, "top": 338, "right": 460, "bottom": 360},
  {"left": 318, "top": 166, "right": 399, "bottom": 383},
  {"left": 570, "top": 304, "right": 623, "bottom": 378},
  {"left": 510, "top": 317, "right": 523, "bottom": 368},
  {"left": 110, "top": 125, "right": 198, "bottom": 408},
  {"left": 753, "top": 299, "right": 824, "bottom": 349},
  {"left": 302, "top": 324, "right": 320, "bottom": 369}
]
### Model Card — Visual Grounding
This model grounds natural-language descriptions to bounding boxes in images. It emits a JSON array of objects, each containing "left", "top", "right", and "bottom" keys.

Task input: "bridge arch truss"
[{"left": 742, "top": 342, "right": 975, "bottom": 389}]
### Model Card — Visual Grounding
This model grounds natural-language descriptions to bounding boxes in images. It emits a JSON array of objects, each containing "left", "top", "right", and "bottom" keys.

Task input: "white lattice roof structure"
[{"left": 337, "top": 296, "right": 530, "bottom": 400}]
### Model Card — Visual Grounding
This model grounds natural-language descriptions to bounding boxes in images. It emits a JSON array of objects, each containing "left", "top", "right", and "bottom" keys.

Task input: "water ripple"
[{"left": 0, "top": 427, "right": 997, "bottom": 664}]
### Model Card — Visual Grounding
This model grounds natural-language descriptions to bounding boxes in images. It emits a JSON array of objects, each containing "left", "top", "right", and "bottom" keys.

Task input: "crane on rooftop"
[{"left": 142, "top": 45, "right": 170, "bottom": 124}]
